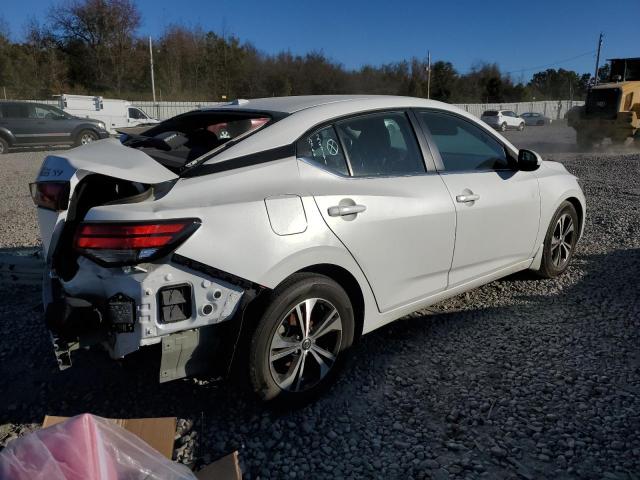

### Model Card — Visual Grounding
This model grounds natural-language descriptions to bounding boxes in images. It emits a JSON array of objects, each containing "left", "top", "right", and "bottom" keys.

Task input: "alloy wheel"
[
  {"left": 551, "top": 213, "right": 575, "bottom": 268},
  {"left": 81, "top": 133, "right": 95, "bottom": 145},
  {"left": 268, "top": 298, "right": 343, "bottom": 392}
]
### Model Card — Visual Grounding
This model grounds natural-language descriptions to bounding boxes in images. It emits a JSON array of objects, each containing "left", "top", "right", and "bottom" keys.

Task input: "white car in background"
[
  {"left": 31, "top": 95, "right": 585, "bottom": 402},
  {"left": 481, "top": 109, "right": 525, "bottom": 131}
]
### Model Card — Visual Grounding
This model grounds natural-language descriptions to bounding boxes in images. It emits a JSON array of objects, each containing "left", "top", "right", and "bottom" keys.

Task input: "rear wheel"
[
  {"left": 75, "top": 129, "right": 98, "bottom": 147},
  {"left": 518, "top": 122, "right": 525, "bottom": 131},
  {"left": 249, "top": 273, "right": 355, "bottom": 403},
  {"left": 500, "top": 122, "right": 507, "bottom": 132},
  {"left": 576, "top": 131, "right": 595, "bottom": 150},
  {"left": 0, "top": 137, "right": 8, "bottom": 154},
  {"left": 536, "top": 201, "right": 579, "bottom": 278}
]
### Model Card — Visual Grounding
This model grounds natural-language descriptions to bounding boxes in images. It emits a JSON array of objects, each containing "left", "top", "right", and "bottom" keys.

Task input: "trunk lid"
[
  {"left": 35, "top": 138, "right": 178, "bottom": 259},
  {"left": 36, "top": 138, "right": 178, "bottom": 185}
]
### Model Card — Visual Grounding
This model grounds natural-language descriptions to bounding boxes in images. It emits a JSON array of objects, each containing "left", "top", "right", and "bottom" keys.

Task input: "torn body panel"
[{"left": 46, "top": 257, "right": 246, "bottom": 371}]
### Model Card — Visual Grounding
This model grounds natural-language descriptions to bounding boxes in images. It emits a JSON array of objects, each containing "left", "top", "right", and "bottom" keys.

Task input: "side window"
[
  {"left": 296, "top": 125, "right": 350, "bottom": 176},
  {"left": 335, "top": 112, "right": 424, "bottom": 177},
  {"left": 33, "top": 105, "right": 60, "bottom": 119},
  {"left": 419, "top": 111, "right": 512, "bottom": 172},
  {"left": 129, "top": 107, "right": 145, "bottom": 119},
  {"left": 1, "top": 103, "right": 29, "bottom": 118}
]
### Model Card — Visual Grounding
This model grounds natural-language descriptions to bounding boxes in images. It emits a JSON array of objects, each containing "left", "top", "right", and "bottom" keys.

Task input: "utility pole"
[
  {"left": 149, "top": 36, "right": 156, "bottom": 103},
  {"left": 593, "top": 32, "right": 603, "bottom": 85},
  {"left": 569, "top": 78, "right": 573, "bottom": 104},
  {"left": 426, "top": 51, "right": 431, "bottom": 99}
]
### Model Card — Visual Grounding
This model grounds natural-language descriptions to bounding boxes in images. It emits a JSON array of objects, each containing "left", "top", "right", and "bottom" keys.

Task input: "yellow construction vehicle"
[{"left": 568, "top": 58, "right": 640, "bottom": 147}]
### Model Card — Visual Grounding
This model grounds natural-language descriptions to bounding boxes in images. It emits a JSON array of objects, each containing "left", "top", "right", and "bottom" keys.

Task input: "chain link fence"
[{"left": 14, "top": 98, "right": 583, "bottom": 121}]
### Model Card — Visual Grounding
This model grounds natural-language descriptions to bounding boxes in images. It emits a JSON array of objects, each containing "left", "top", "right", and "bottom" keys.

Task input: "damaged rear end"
[{"left": 31, "top": 111, "right": 271, "bottom": 382}]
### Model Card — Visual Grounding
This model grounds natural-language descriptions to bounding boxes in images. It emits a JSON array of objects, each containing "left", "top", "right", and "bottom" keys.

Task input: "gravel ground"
[{"left": 0, "top": 125, "right": 639, "bottom": 479}]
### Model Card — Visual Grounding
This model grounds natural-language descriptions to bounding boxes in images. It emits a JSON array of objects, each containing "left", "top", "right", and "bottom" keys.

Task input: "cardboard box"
[{"left": 42, "top": 415, "right": 241, "bottom": 480}]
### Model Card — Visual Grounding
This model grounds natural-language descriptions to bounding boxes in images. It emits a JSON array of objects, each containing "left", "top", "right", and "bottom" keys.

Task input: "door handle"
[
  {"left": 328, "top": 204, "right": 367, "bottom": 217},
  {"left": 456, "top": 194, "right": 480, "bottom": 203}
]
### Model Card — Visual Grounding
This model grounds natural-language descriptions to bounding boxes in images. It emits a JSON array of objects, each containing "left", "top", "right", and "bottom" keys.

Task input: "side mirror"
[{"left": 517, "top": 149, "right": 542, "bottom": 171}]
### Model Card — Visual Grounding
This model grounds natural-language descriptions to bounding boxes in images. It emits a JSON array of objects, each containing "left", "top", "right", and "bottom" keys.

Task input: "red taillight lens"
[
  {"left": 29, "top": 182, "right": 70, "bottom": 211},
  {"left": 74, "top": 219, "right": 200, "bottom": 266}
]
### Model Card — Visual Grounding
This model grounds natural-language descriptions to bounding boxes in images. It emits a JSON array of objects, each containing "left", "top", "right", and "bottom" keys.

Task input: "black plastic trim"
[
  {"left": 180, "top": 144, "right": 296, "bottom": 178},
  {"left": 157, "top": 283, "right": 193, "bottom": 324},
  {"left": 172, "top": 253, "right": 265, "bottom": 292}
]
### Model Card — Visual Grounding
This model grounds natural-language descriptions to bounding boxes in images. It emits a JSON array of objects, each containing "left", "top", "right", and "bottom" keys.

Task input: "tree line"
[{"left": 0, "top": 0, "right": 597, "bottom": 103}]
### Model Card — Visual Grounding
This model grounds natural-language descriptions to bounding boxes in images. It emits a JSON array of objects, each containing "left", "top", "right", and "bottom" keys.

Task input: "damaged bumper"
[{"left": 44, "top": 255, "right": 250, "bottom": 382}]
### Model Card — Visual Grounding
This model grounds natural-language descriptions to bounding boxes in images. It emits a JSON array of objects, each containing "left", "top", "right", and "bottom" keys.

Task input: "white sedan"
[{"left": 31, "top": 95, "right": 585, "bottom": 402}]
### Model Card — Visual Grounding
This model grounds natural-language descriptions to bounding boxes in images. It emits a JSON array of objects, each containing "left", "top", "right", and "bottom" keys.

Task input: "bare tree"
[{"left": 49, "top": 0, "right": 140, "bottom": 93}]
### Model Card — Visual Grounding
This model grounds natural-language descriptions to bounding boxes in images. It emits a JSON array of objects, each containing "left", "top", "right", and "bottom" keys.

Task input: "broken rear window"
[{"left": 121, "top": 111, "right": 271, "bottom": 173}]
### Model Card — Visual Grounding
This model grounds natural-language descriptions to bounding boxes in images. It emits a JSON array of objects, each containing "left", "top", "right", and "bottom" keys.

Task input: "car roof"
[
  {"left": 199, "top": 95, "right": 520, "bottom": 165},
  {"left": 202, "top": 95, "right": 436, "bottom": 115}
]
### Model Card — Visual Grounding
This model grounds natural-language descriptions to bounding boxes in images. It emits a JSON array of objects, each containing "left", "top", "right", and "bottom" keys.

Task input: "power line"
[{"left": 505, "top": 50, "right": 596, "bottom": 75}]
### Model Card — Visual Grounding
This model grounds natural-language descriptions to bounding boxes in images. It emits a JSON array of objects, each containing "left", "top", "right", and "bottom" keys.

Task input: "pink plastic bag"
[{"left": 0, "top": 414, "right": 196, "bottom": 480}]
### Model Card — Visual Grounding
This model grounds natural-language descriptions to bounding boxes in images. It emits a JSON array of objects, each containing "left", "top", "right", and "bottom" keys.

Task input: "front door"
[
  {"left": 297, "top": 111, "right": 456, "bottom": 312},
  {"left": 30, "top": 104, "right": 75, "bottom": 144},
  {"left": 417, "top": 110, "right": 540, "bottom": 287}
]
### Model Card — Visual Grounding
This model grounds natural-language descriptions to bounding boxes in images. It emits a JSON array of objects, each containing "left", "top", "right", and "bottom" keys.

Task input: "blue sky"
[{"left": 2, "top": 0, "right": 638, "bottom": 79}]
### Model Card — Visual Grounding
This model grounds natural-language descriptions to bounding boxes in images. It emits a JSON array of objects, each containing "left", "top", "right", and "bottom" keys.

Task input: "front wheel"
[
  {"left": 500, "top": 122, "right": 507, "bottom": 132},
  {"left": 536, "top": 201, "right": 579, "bottom": 278},
  {"left": 518, "top": 122, "right": 525, "bottom": 131},
  {"left": 0, "top": 137, "right": 8, "bottom": 154},
  {"left": 249, "top": 273, "right": 355, "bottom": 403},
  {"left": 75, "top": 129, "right": 98, "bottom": 147}
]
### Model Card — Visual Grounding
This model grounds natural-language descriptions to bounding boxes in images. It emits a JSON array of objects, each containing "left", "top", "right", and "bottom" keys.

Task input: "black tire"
[
  {"left": 0, "top": 137, "right": 8, "bottom": 154},
  {"left": 500, "top": 122, "right": 507, "bottom": 132},
  {"left": 249, "top": 273, "right": 355, "bottom": 403},
  {"left": 75, "top": 129, "right": 98, "bottom": 147},
  {"left": 576, "top": 131, "right": 594, "bottom": 150},
  {"left": 518, "top": 122, "right": 525, "bottom": 131},
  {"left": 537, "top": 201, "right": 579, "bottom": 278}
]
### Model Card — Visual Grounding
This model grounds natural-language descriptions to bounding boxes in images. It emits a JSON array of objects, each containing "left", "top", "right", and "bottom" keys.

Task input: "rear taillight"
[
  {"left": 29, "top": 182, "right": 70, "bottom": 211},
  {"left": 73, "top": 219, "right": 200, "bottom": 266}
]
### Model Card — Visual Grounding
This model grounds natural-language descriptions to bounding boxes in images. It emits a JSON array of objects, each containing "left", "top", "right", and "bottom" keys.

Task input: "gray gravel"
[{"left": 0, "top": 126, "right": 639, "bottom": 479}]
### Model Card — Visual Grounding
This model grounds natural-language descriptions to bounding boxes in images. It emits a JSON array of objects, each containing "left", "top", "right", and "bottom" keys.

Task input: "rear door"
[
  {"left": 503, "top": 111, "right": 516, "bottom": 127},
  {"left": 416, "top": 110, "right": 540, "bottom": 287},
  {"left": 298, "top": 111, "right": 456, "bottom": 312}
]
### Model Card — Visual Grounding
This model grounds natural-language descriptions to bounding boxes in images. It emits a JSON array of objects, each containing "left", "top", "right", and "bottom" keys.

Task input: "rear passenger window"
[
  {"left": 419, "top": 111, "right": 512, "bottom": 171},
  {"left": 335, "top": 112, "right": 425, "bottom": 177},
  {"left": 297, "top": 126, "right": 349, "bottom": 176},
  {"left": 0, "top": 103, "right": 29, "bottom": 118}
]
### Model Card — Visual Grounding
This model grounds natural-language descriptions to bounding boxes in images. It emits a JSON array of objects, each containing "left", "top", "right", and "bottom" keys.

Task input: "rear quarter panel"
[{"left": 84, "top": 157, "right": 375, "bottom": 294}]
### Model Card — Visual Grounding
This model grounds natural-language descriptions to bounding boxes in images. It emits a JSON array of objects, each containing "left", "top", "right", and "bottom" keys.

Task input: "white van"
[{"left": 57, "top": 95, "right": 159, "bottom": 134}]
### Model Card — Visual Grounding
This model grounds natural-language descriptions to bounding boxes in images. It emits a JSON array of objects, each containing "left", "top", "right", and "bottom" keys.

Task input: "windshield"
[
  {"left": 482, "top": 110, "right": 498, "bottom": 116},
  {"left": 122, "top": 111, "right": 271, "bottom": 173}
]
